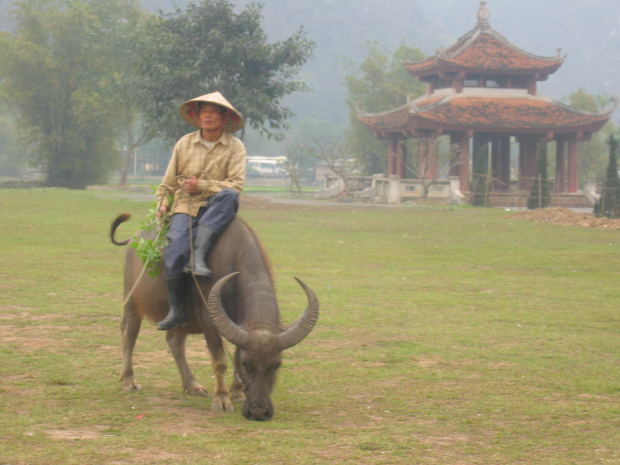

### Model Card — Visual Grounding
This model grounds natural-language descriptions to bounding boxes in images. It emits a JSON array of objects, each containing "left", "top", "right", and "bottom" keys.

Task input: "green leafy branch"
[{"left": 130, "top": 196, "right": 171, "bottom": 276}]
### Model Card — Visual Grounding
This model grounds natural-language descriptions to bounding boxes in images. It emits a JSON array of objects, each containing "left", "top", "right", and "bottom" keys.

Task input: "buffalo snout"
[{"left": 243, "top": 400, "right": 274, "bottom": 421}]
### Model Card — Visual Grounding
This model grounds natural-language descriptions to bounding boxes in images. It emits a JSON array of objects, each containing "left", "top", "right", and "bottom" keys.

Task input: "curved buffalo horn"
[
  {"left": 277, "top": 277, "right": 320, "bottom": 350},
  {"left": 207, "top": 272, "right": 250, "bottom": 347}
]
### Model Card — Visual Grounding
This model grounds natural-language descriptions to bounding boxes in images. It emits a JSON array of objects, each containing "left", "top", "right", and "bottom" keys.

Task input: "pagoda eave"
[
  {"left": 404, "top": 17, "right": 566, "bottom": 82},
  {"left": 411, "top": 64, "right": 561, "bottom": 82},
  {"left": 359, "top": 108, "right": 611, "bottom": 140},
  {"left": 367, "top": 124, "right": 605, "bottom": 141}
]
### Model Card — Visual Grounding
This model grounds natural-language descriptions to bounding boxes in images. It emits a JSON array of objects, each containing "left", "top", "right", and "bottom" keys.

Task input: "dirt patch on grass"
[
  {"left": 45, "top": 427, "right": 109, "bottom": 440},
  {"left": 421, "top": 435, "right": 469, "bottom": 446},
  {"left": 110, "top": 450, "right": 191, "bottom": 465},
  {"left": 509, "top": 207, "right": 620, "bottom": 229},
  {"left": 0, "top": 314, "right": 78, "bottom": 355}
]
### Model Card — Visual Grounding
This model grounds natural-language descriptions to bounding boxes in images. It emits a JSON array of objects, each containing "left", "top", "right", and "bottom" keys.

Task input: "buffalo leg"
[
  {"left": 230, "top": 346, "right": 246, "bottom": 403},
  {"left": 165, "top": 331, "right": 208, "bottom": 397},
  {"left": 120, "top": 303, "right": 143, "bottom": 391},
  {"left": 203, "top": 333, "right": 234, "bottom": 413}
]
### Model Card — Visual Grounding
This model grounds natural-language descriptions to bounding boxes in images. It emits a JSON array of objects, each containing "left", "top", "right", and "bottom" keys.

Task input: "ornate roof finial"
[{"left": 477, "top": 1, "right": 490, "bottom": 28}]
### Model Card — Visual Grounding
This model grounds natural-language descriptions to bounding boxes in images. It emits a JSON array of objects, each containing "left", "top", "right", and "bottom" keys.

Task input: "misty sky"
[{"left": 2, "top": 0, "right": 619, "bottom": 127}]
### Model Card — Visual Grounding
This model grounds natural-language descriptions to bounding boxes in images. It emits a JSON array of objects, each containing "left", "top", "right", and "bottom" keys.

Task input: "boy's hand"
[
  {"left": 157, "top": 205, "right": 168, "bottom": 220},
  {"left": 184, "top": 176, "right": 199, "bottom": 194}
]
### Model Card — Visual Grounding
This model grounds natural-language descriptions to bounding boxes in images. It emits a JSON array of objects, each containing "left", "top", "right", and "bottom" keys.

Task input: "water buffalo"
[{"left": 110, "top": 214, "right": 319, "bottom": 420}]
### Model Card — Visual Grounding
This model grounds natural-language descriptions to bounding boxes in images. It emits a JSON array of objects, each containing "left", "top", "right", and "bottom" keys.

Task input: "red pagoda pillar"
[
  {"left": 555, "top": 138, "right": 567, "bottom": 193},
  {"left": 387, "top": 137, "right": 397, "bottom": 176},
  {"left": 518, "top": 136, "right": 525, "bottom": 190},
  {"left": 387, "top": 136, "right": 407, "bottom": 178},
  {"left": 396, "top": 139, "right": 406, "bottom": 178},
  {"left": 567, "top": 135, "right": 579, "bottom": 193},
  {"left": 458, "top": 132, "right": 471, "bottom": 192}
]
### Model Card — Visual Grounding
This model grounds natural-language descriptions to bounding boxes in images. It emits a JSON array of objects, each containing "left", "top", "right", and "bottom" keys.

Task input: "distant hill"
[
  {"left": 3, "top": 0, "right": 619, "bottom": 150},
  {"left": 137, "top": 0, "right": 620, "bottom": 126}
]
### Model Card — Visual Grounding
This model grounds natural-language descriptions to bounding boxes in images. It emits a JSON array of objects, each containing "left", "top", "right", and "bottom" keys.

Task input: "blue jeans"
[{"left": 164, "top": 188, "right": 239, "bottom": 278}]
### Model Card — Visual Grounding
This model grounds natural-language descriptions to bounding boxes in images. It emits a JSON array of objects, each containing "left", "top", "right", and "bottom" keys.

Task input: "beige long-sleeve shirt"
[{"left": 155, "top": 130, "right": 246, "bottom": 217}]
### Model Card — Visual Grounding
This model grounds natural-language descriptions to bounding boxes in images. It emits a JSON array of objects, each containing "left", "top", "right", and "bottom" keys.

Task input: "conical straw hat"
[{"left": 179, "top": 91, "right": 245, "bottom": 133}]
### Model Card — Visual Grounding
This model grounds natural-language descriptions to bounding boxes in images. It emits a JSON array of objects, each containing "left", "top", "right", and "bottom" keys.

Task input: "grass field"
[{"left": 0, "top": 187, "right": 619, "bottom": 465}]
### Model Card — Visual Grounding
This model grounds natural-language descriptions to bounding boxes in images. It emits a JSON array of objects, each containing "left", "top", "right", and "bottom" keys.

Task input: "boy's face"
[{"left": 197, "top": 103, "right": 226, "bottom": 132}]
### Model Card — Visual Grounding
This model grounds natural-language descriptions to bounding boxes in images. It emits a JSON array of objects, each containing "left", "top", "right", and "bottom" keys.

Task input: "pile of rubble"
[{"left": 509, "top": 207, "right": 620, "bottom": 230}]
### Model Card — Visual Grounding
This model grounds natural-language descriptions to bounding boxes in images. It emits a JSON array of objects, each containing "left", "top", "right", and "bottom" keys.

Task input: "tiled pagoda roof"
[
  {"left": 358, "top": 90, "right": 612, "bottom": 135},
  {"left": 405, "top": 11, "right": 564, "bottom": 77}
]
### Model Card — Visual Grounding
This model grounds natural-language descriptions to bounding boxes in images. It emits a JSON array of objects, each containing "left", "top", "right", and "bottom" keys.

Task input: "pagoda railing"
[{"left": 320, "top": 174, "right": 462, "bottom": 204}]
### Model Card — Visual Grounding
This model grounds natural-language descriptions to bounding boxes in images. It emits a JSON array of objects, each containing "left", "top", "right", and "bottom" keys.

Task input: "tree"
[
  {"left": 345, "top": 42, "right": 426, "bottom": 175},
  {"left": 0, "top": 110, "right": 24, "bottom": 176},
  {"left": 567, "top": 89, "right": 617, "bottom": 186},
  {"left": 593, "top": 135, "right": 620, "bottom": 218},
  {"left": 404, "top": 138, "right": 462, "bottom": 199},
  {"left": 103, "top": 1, "right": 152, "bottom": 186},
  {"left": 134, "top": 0, "right": 314, "bottom": 143},
  {"left": 282, "top": 144, "right": 313, "bottom": 195},
  {"left": 0, "top": 0, "right": 141, "bottom": 188},
  {"left": 311, "top": 138, "right": 356, "bottom": 198},
  {"left": 527, "top": 141, "right": 551, "bottom": 210}
]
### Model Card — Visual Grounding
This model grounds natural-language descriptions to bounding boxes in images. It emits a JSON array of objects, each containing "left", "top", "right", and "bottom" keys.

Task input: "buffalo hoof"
[
  {"left": 211, "top": 394, "right": 234, "bottom": 413},
  {"left": 184, "top": 381, "right": 208, "bottom": 397},
  {"left": 230, "top": 387, "right": 246, "bottom": 403},
  {"left": 121, "top": 378, "right": 141, "bottom": 392}
]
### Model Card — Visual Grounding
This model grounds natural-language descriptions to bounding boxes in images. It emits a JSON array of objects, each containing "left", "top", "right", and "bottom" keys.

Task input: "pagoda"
[{"left": 358, "top": 2, "right": 613, "bottom": 202}]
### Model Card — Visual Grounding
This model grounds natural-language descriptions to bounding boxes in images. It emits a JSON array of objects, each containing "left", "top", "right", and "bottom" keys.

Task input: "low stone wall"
[
  {"left": 321, "top": 175, "right": 593, "bottom": 207},
  {"left": 322, "top": 175, "right": 461, "bottom": 204}
]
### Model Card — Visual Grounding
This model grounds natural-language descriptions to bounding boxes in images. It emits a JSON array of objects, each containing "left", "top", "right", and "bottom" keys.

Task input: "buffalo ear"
[{"left": 277, "top": 277, "right": 319, "bottom": 350}]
